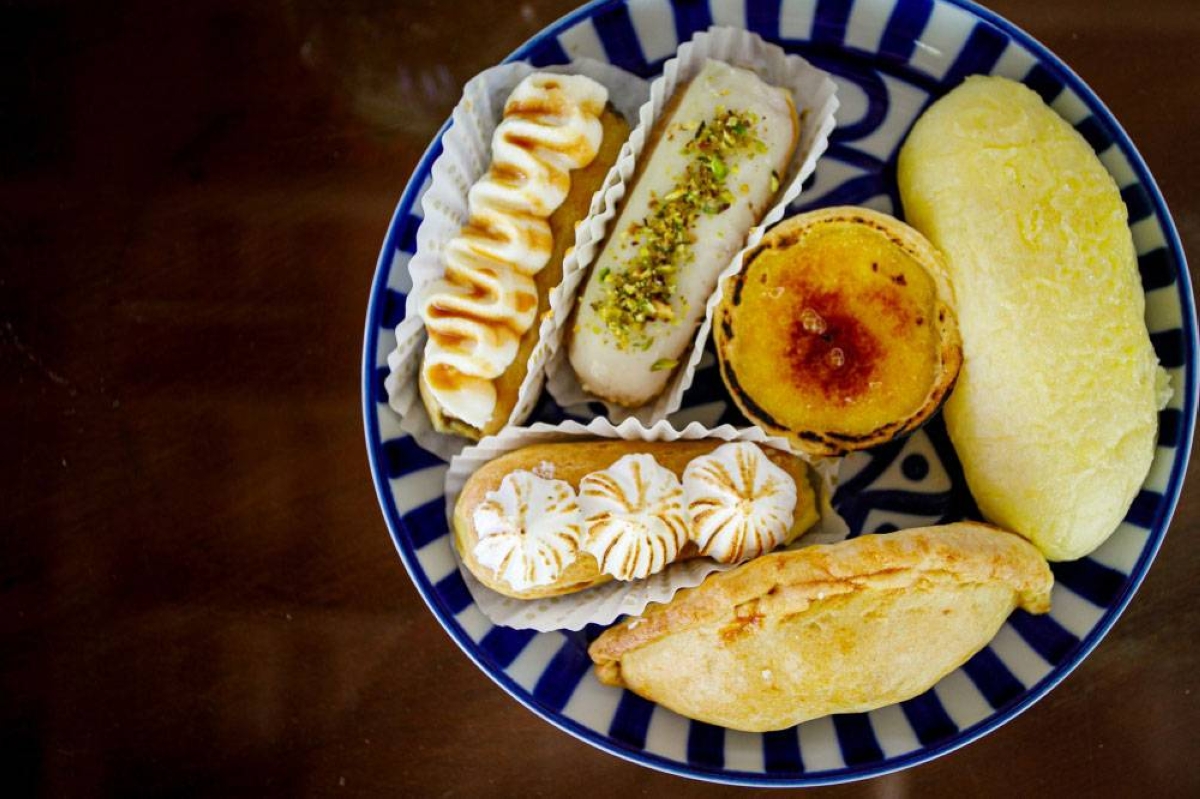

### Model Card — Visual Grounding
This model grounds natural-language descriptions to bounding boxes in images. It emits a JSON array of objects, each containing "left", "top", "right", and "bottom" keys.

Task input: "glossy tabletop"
[{"left": 3, "top": 0, "right": 1199, "bottom": 795}]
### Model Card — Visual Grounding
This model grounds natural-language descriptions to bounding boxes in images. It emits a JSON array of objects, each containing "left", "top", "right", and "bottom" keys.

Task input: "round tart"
[{"left": 715, "top": 207, "right": 961, "bottom": 456}]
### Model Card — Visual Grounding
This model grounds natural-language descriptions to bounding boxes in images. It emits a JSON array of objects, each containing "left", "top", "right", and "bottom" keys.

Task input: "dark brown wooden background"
[{"left": 3, "top": 0, "right": 1198, "bottom": 795}]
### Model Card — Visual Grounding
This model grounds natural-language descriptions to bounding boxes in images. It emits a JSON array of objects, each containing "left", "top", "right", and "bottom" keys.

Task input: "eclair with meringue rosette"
[{"left": 452, "top": 439, "right": 819, "bottom": 600}]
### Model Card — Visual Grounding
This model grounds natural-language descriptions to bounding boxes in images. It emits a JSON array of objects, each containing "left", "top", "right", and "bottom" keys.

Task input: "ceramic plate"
[{"left": 362, "top": 0, "right": 1195, "bottom": 785}]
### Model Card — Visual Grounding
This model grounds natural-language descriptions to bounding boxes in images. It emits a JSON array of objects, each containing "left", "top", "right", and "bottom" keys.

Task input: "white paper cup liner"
[
  {"left": 544, "top": 25, "right": 840, "bottom": 424},
  {"left": 445, "top": 416, "right": 847, "bottom": 632},
  {"left": 383, "top": 60, "right": 651, "bottom": 461}
]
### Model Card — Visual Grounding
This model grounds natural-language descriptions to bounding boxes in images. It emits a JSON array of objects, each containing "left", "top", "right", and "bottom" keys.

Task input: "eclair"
[
  {"left": 419, "top": 73, "right": 630, "bottom": 439},
  {"left": 568, "top": 60, "right": 799, "bottom": 408},
  {"left": 452, "top": 439, "right": 819, "bottom": 600}
]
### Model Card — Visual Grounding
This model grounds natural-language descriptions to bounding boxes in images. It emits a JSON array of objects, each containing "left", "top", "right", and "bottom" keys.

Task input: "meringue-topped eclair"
[
  {"left": 419, "top": 73, "right": 629, "bottom": 439},
  {"left": 452, "top": 439, "right": 819, "bottom": 600},
  {"left": 568, "top": 60, "right": 799, "bottom": 408}
]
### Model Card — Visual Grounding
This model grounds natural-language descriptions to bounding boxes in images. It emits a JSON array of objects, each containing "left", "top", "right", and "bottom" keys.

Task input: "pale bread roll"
[
  {"left": 589, "top": 523, "right": 1052, "bottom": 732},
  {"left": 897, "top": 76, "right": 1168, "bottom": 561}
]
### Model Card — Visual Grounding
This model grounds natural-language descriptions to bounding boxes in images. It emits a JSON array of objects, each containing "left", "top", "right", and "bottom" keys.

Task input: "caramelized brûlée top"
[{"left": 718, "top": 209, "right": 957, "bottom": 447}]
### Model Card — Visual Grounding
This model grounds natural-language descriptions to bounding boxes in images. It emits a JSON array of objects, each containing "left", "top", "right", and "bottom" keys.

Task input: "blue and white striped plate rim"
[{"left": 362, "top": 0, "right": 1196, "bottom": 785}]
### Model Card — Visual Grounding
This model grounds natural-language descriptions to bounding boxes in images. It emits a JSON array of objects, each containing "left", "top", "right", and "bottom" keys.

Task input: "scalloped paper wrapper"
[
  {"left": 544, "top": 26, "right": 840, "bottom": 423},
  {"left": 445, "top": 417, "right": 847, "bottom": 631},
  {"left": 383, "top": 60, "right": 651, "bottom": 461}
]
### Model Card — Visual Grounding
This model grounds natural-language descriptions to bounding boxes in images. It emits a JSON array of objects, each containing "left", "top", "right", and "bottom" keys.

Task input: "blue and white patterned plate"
[{"left": 362, "top": 0, "right": 1196, "bottom": 785}]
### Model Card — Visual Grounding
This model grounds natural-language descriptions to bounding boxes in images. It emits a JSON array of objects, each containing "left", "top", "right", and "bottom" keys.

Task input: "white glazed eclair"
[{"left": 568, "top": 60, "right": 799, "bottom": 408}]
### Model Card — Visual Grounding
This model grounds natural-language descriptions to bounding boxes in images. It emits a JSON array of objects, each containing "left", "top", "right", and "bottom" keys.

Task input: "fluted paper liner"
[
  {"left": 445, "top": 417, "right": 847, "bottom": 631},
  {"left": 383, "top": 60, "right": 650, "bottom": 461},
  {"left": 544, "top": 26, "right": 840, "bottom": 423}
]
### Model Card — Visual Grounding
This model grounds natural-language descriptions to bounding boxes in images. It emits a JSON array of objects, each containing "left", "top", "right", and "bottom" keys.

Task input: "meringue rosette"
[
  {"left": 472, "top": 471, "right": 584, "bottom": 591},
  {"left": 683, "top": 442, "right": 798, "bottom": 563},
  {"left": 580, "top": 454, "right": 690, "bottom": 581}
]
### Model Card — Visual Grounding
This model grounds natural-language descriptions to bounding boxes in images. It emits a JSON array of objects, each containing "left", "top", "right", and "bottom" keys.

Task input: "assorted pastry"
[
  {"left": 715, "top": 206, "right": 962, "bottom": 456},
  {"left": 588, "top": 523, "right": 1053, "bottom": 732},
  {"left": 418, "top": 72, "right": 630, "bottom": 439},
  {"left": 391, "top": 30, "right": 1169, "bottom": 735},
  {"left": 567, "top": 59, "right": 800, "bottom": 407},
  {"left": 452, "top": 439, "right": 818, "bottom": 599},
  {"left": 898, "top": 75, "right": 1169, "bottom": 561}
]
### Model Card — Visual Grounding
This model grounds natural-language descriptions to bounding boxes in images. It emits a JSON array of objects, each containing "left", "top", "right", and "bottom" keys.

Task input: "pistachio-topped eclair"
[{"left": 568, "top": 60, "right": 799, "bottom": 408}]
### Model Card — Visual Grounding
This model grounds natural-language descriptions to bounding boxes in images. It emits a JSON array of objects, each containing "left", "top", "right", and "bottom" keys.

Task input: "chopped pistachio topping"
[
  {"left": 593, "top": 108, "right": 764, "bottom": 349},
  {"left": 650, "top": 358, "right": 678, "bottom": 372}
]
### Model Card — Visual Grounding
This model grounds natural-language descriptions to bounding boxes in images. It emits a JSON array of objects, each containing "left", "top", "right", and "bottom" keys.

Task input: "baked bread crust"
[
  {"left": 588, "top": 523, "right": 1052, "bottom": 731},
  {"left": 453, "top": 439, "right": 819, "bottom": 599}
]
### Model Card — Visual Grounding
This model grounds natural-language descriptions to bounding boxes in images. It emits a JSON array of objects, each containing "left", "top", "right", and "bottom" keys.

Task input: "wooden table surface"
[{"left": 4, "top": 0, "right": 1198, "bottom": 795}]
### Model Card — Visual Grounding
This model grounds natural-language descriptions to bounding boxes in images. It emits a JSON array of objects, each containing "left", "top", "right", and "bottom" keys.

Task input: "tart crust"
[{"left": 715, "top": 206, "right": 962, "bottom": 456}]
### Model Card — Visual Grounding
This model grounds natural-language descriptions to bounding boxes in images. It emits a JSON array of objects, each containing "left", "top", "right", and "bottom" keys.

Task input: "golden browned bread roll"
[
  {"left": 589, "top": 523, "right": 1052, "bottom": 731},
  {"left": 453, "top": 439, "right": 819, "bottom": 599},
  {"left": 419, "top": 74, "right": 630, "bottom": 439},
  {"left": 898, "top": 75, "right": 1168, "bottom": 561},
  {"left": 715, "top": 207, "right": 961, "bottom": 456}
]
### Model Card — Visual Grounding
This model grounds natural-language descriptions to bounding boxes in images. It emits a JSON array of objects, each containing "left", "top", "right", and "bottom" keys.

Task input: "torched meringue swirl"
[
  {"left": 683, "top": 442, "right": 797, "bottom": 563},
  {"left": 421, "top": 73, "right": 609, "bottom": 429},
  {"left": 579, "top": 454, "right": 689, "bottom": 581},
  {"left": 473, "top": 471, "right": 583, "bottom": 590}
]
